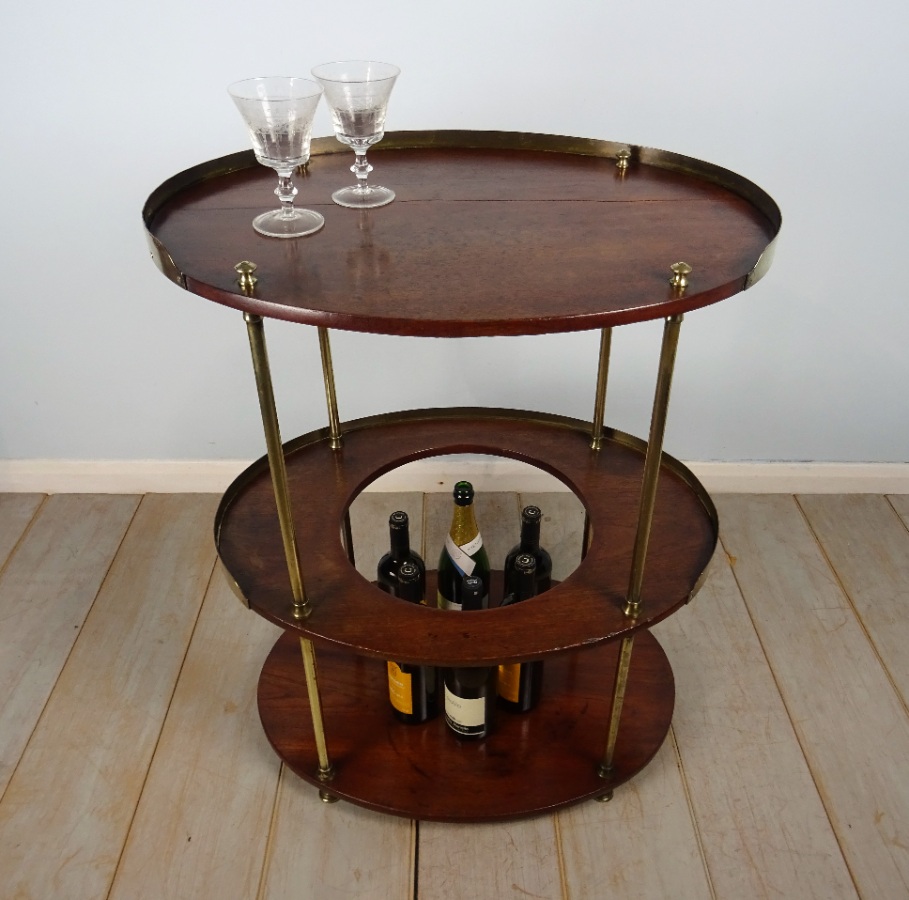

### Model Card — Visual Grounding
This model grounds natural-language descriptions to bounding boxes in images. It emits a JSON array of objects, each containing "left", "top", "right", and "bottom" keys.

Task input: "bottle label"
[
  {"left": 387, "top": 661, "right": 413, "bottom": 715},
  {"left": 444, "top": 685, "right": 487, "bottom": 734},
  {"left": 497, "top": 663, "right": 521, "bottom": 703},
  {"left": 445, "top": 532, "right": 483, "bottom": 576},
  {"left": 438, "top": 589, "right": 461, "bottom": 611}
]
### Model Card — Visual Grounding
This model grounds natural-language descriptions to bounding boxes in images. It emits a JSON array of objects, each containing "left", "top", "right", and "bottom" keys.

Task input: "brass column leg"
[
  {"left": 317, "top": 326, "right": 355, "bottom": 566},
  {"left": 584, "top": 327, "right": 613, "bottom": 559},
  {"left": 318, "top": 326, "right": 343, "bottom": 450},
  {"left": 597, "top": 634, "right": 635, "bottom": 797},
  {"left": 300, "top": 637, "right": 337, "bottom": 800},
  {"left": 590, "top": 326, "right": 613, "bottom": 450},
  {"left": 598, "top": 313, "right": 683, "bottom": 790},
  {"left": 625, "top": 313, "right": 683, "bottom": 619},
  {"left": 245, "top": 313, "right": 335, "bottom": 793},
  {"left": 244, "top": 313, "right": 309, "bottom": 620}
]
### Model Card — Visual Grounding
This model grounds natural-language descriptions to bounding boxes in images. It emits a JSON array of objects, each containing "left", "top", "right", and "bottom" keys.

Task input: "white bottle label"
[
  {"left": 438, "top": 589, "right": 461, "bottom": 611},
  {"left": 444, "top": 684, "right": 487, "bottom": 733},
  {"left": 445, "top": 532, "right": 483, "bottom": 576}
]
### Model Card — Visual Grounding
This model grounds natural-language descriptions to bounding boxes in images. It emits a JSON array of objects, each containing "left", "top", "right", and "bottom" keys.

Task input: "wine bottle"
[
  {"left": 386, "top": 561, "right": 439, "bottom": 724},
  {"left": 498, "top": 554, "right": 544, "bottom": 712},
  {"left": 377, "top": 510, "right": 426, "bottom": 597},
  {"left": 503, "top": 505, "right": 552, "bottom": 602},
  {"left": 437, "top": 481, "right": 491, "bottom": 610},
  {"left": 443, "top": 575, "right": 496, "bottom": 739}
]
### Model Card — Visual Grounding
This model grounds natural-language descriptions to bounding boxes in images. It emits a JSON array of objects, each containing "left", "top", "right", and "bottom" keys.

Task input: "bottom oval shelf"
[{"left": 258, "top": 629, "right": 674, "bottom": 822}]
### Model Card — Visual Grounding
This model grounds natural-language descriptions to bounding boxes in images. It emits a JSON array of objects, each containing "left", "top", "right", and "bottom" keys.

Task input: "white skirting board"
[{"left": 1, "top": 458, "right": 909, "bottom": 495}]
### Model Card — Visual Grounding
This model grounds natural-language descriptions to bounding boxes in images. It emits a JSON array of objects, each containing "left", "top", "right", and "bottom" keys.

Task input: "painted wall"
[{"left": 1, "top": 0, "right": 905, "bottom": 464}]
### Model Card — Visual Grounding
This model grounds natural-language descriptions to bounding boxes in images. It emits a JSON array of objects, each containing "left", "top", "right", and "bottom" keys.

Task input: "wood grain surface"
[
  {"left": 256, "top": 629, "right": 674, "bottom": 821},
  {"left": 3, "top": 492, "right": 906, "bottom": 898},
  {"left": 217, "top": 411, "right": 716, "bottom": 664},
  {"left": 717, "top": 494, "right": 909, "bottom": 898},
  {"left": 146, "top": 137, "right": 777, "bottom": 336},
  {"left": 0, "top": 494, "right": 139, "bottom": 798},
  {"left": 0, "top": 495, "right": 217, "bottom": 899}
]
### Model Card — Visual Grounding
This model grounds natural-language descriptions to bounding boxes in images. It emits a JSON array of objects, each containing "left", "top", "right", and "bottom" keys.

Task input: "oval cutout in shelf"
[{"left": 216, "top": 407, "right": 717, "bottom": 666}]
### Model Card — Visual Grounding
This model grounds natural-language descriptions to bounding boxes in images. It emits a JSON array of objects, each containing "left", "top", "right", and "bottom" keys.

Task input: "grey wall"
[{"left": 2, "top": 0, "right": 905, "bottom": 463}]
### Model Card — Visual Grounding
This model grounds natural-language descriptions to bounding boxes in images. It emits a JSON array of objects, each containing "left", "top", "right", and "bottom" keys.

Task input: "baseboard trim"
[
  {"left": 0, "top": 461, "right": 258, "bottom": 495},
  {"left": 690, "top": 462, "right": 909, "bottom": 495},
  {"left": 1, "top": 459, "right": 908, "bottom": 495}
]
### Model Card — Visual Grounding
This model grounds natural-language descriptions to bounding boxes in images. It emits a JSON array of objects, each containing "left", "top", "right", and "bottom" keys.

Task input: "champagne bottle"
[
  {"left": 503, "top": 505, "right": 552, "bottom": 602},
  {"left": 377, "top": 510, "right": 426, "bottom": 597},
  {"left": 386, "top": 561, "right": 439, "bottom": 724},
  {"left": 498, "top": 554, "right": 544, "bottom": 712},
  {"left": 437, "top": 481, "right": 491, "bottom": 610},
  {"left": 443, "top": 575, "right": 496, "bottom": 739}
]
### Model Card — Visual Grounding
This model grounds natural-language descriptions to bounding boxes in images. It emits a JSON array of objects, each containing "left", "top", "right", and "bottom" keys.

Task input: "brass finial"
[
  {"left": 234, "top": 260, "right": 258, "bottom": 294},
  {"left": 669, "top": 261, "right": 692, "bottom": 292},
  {"left": 616, "top": 149, "right": 631, "bottom": 171}
]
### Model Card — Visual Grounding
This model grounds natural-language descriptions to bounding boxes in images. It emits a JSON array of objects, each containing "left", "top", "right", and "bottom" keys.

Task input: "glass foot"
[
  {"left": 252, "top": 208, "right": 324, "bottom": 238},
  {"left": 331, "top": 185, "right": 395, "bottom": 209}
]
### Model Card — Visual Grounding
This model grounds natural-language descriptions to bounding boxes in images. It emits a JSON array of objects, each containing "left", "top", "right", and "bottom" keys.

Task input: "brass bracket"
[
  {"left": 669, "top": 261, "right": 692, "bottom": 293},
  {"left": 235, "top": 260, "right": 258, "bottom": 294},
  {"left": 624, "top": 596, "right": 642, "bottom": 619},
  {"left": 318, "top": 765, "right": 338, "bottom": 802}
]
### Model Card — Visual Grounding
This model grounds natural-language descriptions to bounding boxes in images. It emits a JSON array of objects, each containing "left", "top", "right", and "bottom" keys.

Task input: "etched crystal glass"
[
  {"left": 228, "top": 76, "right": 324, "bottom": 238},
  {"left": 310, "top": 61, "right": 400, "bottom": 209}
]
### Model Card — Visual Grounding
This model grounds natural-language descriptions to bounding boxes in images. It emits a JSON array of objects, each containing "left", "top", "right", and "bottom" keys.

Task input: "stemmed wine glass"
[
  {"left": 310, "top": 61, "right": 400, "bottom": 209},
  {"left": 228, "top": 76, "right": 324, "bottom": 238}
]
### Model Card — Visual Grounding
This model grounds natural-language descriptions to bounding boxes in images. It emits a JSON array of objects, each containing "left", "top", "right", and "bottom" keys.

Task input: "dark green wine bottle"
[
  {"left": 443, "top": 575, "right": 496, "bottom": 739},
  {"left": 386, "top": 561, "right": 438, "bottom": 724},
  {"left": 436, "top": 481, "right": 491, "bottom": 610},
  {"left": 377, "top": 510, "right": 426, "bottom": 597},
  {"left": 503, "top": 505, "right": 552, "bottom": 601},
  {"left": 498, "top": 554, "right": 544, "bottom": 712}
]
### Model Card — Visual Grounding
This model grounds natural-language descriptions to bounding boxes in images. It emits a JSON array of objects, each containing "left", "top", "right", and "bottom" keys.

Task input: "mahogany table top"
[{"left": 144, "top": 130, "right": 780, "bottom": 337}]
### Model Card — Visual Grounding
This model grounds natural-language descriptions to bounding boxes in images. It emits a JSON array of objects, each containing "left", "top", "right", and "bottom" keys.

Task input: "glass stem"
[
  {"left": 275, "top": 169, "right": 298, "bottom": 219},
  {"left": 350, "top": 146, "right": 373, "bottom": 193}
]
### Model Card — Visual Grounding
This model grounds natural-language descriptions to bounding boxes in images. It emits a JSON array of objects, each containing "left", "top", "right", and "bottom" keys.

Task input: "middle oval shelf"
[{"left": 215, "top": 407, "right": 717, "bottom": 666}]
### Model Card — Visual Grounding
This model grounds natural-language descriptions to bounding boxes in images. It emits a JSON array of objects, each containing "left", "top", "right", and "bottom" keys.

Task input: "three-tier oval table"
[{"left": 143, "top": 131, "right": 780, "bottom": 822}]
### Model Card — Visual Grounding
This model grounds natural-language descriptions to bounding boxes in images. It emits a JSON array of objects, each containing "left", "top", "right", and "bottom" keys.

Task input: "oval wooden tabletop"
[{"left": 145, "top": 131, "right": 780, "bottom": 336}]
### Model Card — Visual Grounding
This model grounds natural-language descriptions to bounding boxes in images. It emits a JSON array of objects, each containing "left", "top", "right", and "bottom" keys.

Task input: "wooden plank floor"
[{"left": 2, "top": 491, "right": 908, "bottom": 898}]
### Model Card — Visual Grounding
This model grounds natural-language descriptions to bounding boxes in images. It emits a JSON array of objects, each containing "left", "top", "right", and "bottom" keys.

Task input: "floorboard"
[
  {"left": 259, "top": 769, "right": 415, "bottom": 900},
  {"left": 557, "top": 735, "right": 712, "bottom": 899},
  {"left": 0, "top": 494, "right": 218, "bottom": 899},
  {"left": 3, "top": 491, "right": 907, "bottom": 898},
  {"left": 717, "top": 493, "right": 909, "bottom": 899},
  {"left": 109, "top": 571, "right": 283, "bottom": 899},
  {"left": 419, "top": 817, "right": 564, "bottom": 900},
  {"left": 0, "top": 493, "right": 44, "bottom": 571},
  {"left": 798, "top": 493, "right": 909, "bottom": 708},
  {"left": 654, "top": 553, "right": 857, "bottom": 898},
  {"left": 0, "top": 494, "right": 139, "bottom": 799}
]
